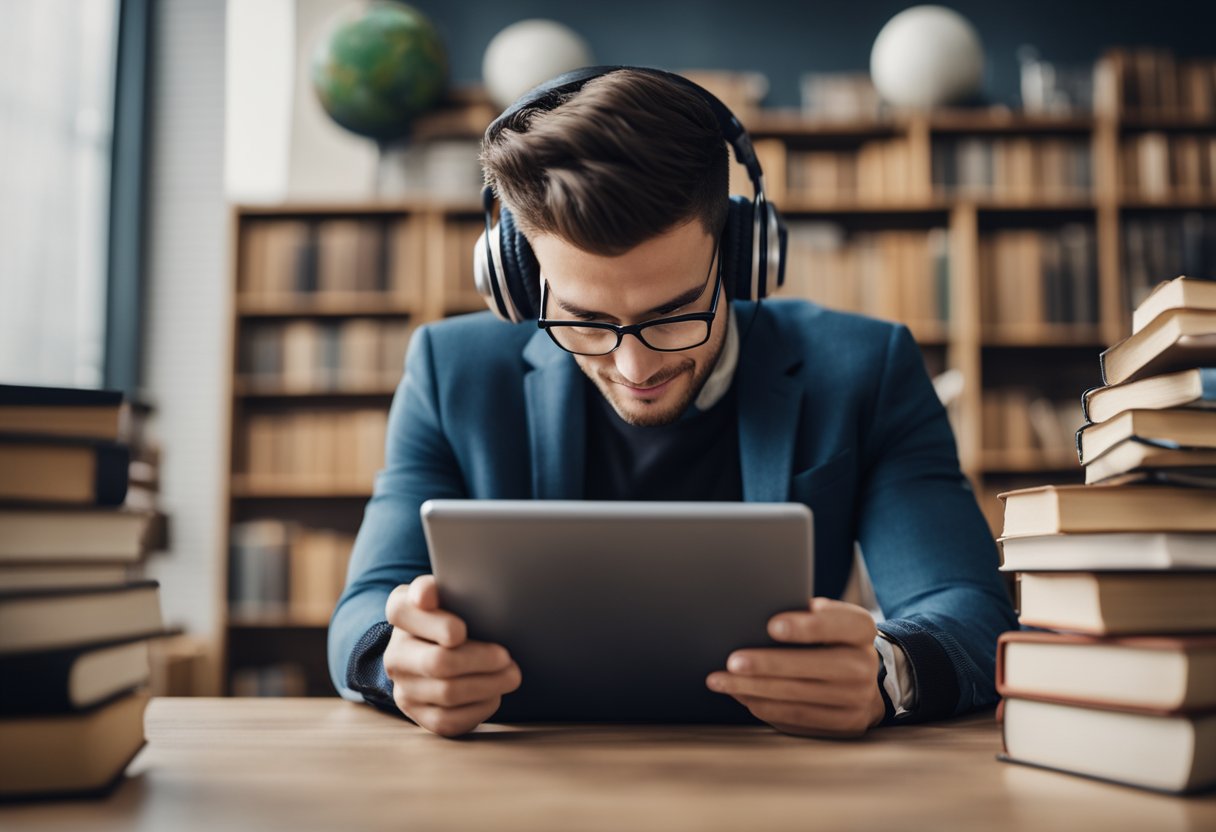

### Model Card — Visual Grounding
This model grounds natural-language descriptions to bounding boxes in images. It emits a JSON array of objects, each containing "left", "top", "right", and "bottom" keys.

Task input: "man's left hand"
[{"left": 706, "top": 597, "right": 887, "bottom": 738}]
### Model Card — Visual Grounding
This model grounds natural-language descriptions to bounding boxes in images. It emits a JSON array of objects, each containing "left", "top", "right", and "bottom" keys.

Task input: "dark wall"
[{"left": 404, "top": 0, "right": 1212, "bottom": 110}]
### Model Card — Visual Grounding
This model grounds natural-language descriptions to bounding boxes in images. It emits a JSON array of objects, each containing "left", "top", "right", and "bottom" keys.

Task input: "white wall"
[
  {"left": 223, "top": 0, "right": 294, "bottom": 202},
  {"left": 142, "top": 0, "right": 229, "bottom": 690},
  {"left": 225, "top": 0, "right": 375, "bottom": 203}
]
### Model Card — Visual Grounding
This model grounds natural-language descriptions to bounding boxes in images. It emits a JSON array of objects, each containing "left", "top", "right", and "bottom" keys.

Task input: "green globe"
[{"left": 311, "top": 1, "right": 448, "bottom": 143}]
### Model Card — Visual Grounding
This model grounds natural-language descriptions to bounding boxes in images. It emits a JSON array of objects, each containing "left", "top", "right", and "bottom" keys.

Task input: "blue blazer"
[{"left": 328, "top": 299, "right": 1018, "bottom": 722}]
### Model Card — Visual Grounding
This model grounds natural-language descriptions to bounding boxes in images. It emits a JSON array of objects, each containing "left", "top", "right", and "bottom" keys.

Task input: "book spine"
[
  {"left": 1079, "top": 384, "right": 1102, "bottom": 424},
  {"left": 94, "top": 443, "right": 130, "bottom": 507},
  {"left": 0, "top": 650, "right": 75, "bottom": 713}
]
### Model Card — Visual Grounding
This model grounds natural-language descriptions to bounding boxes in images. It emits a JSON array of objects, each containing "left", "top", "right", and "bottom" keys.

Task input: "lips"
[
  {"left": 621, "top": 377, "right": 674, "bottom": 397},
  {"left": 613, "top": 367, "right": 688, "bottom": 399}
]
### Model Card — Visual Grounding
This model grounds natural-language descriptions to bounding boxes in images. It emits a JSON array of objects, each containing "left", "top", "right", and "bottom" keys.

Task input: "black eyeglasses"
[{"left": 538, "top": 239, "right": 723, "bottom": 356}]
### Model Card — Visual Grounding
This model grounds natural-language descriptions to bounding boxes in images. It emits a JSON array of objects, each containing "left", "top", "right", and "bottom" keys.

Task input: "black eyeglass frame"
[{"left": 537, "top": 239, "right": 724, "bottom": 356}]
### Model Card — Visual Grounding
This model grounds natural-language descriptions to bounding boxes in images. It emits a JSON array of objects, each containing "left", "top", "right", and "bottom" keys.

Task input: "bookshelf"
[{"left": 218, "top": 48, "right": 1216, "bottom": 695}]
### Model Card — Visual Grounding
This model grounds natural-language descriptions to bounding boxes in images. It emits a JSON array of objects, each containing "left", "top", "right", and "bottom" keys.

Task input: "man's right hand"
[{"left": 383, "top": 575, "right": 522, "bottom": 737}]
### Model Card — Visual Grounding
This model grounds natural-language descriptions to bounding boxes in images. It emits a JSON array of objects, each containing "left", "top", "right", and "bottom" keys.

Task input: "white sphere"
[
  {"left": 482, "top": 20, "right": 594, "bottom": 110},
  {"left": 870, "top": 5, "right": 984, "bottom": 109}
]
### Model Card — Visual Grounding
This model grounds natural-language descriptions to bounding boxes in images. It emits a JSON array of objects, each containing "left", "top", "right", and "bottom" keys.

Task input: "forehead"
[{"left": 531, "top": 220, "right": 714, "bottom": 316}]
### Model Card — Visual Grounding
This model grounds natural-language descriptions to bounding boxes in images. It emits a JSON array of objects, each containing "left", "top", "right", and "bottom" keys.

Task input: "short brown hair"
[{"left": 479, "top": 69, "right": 729, "bottom": 257}]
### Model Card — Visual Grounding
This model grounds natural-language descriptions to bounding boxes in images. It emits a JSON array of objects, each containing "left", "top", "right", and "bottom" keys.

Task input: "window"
[{"left": 0, "top": 0, "right": 121, "bottom": 388}]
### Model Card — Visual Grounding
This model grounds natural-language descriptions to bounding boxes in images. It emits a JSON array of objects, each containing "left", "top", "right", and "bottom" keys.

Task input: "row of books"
[
  {"left": 1119, "top": 132, "right": 1216, "bottom": 200},
  {"left": 0, "top": 384, "right": 168, "bottom": 801},
  {"left": 931, "top": 137, "right": 1092, "bottom": 201},
  {"left": 438, "top": 218, "right": 488, "bottom": 311},
  {"left": 1123, "top": 214, "right": 1216, "bottom": 310},
  {"left": 780, "top": 139, "right": 924, "bottom": 204},
  {"left": 996, "top": 275, "right": 1216, "bottom": 794},
  {"left": 240, "top": 409, "right": 387, "bottom": 489},
  {"left": 781, "top": 224, "right": 949, "bottom": 327},
  {"left": 239, "top": 217, "right": 424, "bottom": 305},
  {"left": 1109, "top": 48, "right": 1216, "bottom": 119},
  {"left": 981, "top": 390, "right": 1078, "bottom": 460},
  {"left": 239, "top": 319, "right": 414, "bottom": 394},
  {"left": 229, "top": 520, "right": 354, "bottom": 622},
  {"left": 979, "top": 225, "right": 1099, "bottom": 327}
]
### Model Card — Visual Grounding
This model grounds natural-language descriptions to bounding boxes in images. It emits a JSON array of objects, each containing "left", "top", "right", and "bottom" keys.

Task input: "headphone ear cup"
[
  {"left": 721, "top": 195, "right": 755, "bottom": 301},
  {"left": 497, "top": 206, "right": 542, "bottom": 321},
  {"left": 772, "top": 206, "right": 787, "bottom": 293}
]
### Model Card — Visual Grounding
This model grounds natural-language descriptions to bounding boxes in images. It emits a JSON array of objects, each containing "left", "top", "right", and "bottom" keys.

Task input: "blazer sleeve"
[
  {"left": 856, "top": 324, "right": 1018, "bottom": 723},
  {"left": 326, "top": 325, "right": 467, "bottom": 706}
]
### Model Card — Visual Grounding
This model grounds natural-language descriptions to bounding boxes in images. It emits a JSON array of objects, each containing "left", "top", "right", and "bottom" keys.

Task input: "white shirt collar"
[{"left": 693, "top": 304, "right": 739, "bottom": 412}]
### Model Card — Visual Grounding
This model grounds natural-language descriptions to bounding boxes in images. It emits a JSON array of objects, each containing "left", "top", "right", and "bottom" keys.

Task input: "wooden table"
[{"left": 2, "top": 698, "right": 1213, "bottom": 831}]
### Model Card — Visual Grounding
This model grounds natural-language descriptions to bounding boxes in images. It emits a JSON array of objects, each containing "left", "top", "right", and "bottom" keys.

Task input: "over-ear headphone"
[{"left": 473, "top": 65, "right": 788, "bottom": 324}]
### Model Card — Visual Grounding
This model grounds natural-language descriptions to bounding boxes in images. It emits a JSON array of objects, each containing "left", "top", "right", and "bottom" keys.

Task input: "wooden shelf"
[
  {"left": 748, "top": 111, "right": 901, "bottom": 139},
  {"left": 1118, "top": 114, "right": 1216, "bottom": 131},
  {"left": 1119, "top": 196, "right": 1216, "bottom": 211},
  {"left": 779, "top": 199, "right": 951, "bottom": 215},
  {"left": 233, "top": 382, "right": 399, "bottom": 398},
  {"left": 925, "top": 110, "right": 1094, "bottom": 134},
  {"left": 748, "top": 109, "right": 1096, "bottom": 138},
  {"left": 970, "top": 199, "right": 1097, "bottom": 213},
  {"left": 235, "top": 197, "right": 482, "bottom": 217},
  {"left": 230, "top": 476, "right": 373, "bottom": 499},
  {"left": 236, "top": 295, "right": 417, "bottom": 318}
]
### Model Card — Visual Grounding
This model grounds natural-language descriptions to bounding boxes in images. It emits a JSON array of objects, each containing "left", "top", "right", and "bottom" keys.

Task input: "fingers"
[
  {"left": 705, "top": 673, "right": 860, "bottom": 708},
  {"left": 397, "top": 662, "right": 522, "bottom": 708},
  {"left": 398, "top": 696, "right": 504, "bottom": 738},
  {"left": 733, "top": 695, "right": 875, "bottom": 738},
  {"left": 385, "top": 579, "right": 467, "bottom": 648},
  {"left": 384, "top": 632, "right": 513, "bottom": 679},
  {"left": 722, "top": 646, "right": 877, "bottom": 683},
  {"left": 767, "top": 598, "right": 876, "bottom": 647}
]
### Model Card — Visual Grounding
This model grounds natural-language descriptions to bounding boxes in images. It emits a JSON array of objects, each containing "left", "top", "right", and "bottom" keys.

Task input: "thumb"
[{"left": 407, "top": 574, "right": 440, "bottom": 611}]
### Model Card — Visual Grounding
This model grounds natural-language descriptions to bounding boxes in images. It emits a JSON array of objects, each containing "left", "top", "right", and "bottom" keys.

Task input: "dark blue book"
[
  {"left": 0, "top": 633, "right": 163, "bottom": 715},
  {"left": 0, "top": 384, "right": 124, "bottom": 441}
]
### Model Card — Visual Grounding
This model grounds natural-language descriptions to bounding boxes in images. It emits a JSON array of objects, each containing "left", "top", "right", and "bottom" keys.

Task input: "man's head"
[{"left": 479, "top": 69, "right": 732, "bottom": 426}]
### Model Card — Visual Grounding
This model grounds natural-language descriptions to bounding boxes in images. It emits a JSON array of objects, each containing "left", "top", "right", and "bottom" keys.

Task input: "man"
[{"left": 328, "top": 68, "right": 1017, "bottom": 738}]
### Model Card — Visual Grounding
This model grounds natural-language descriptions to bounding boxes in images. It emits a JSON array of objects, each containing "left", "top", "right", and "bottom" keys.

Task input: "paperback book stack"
[
  {"left": 0, "top": 384, "right": 165, "bottom": 801},
  {"left": 995, "top": 275, "right": 1216, "bottom": 795}
]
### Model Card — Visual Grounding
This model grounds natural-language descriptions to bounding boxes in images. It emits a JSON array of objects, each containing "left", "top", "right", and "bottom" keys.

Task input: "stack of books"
[
  {"left": 995, "top": 275, "right": 1216, "bottom": 795},
  {"left": 0, "top": 384, "right": 165, "bottom": 801}
]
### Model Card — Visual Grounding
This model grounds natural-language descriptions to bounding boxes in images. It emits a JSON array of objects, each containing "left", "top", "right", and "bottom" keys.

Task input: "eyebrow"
[{"left": 550, "top": 280, "right": 709, "bottom": 323}]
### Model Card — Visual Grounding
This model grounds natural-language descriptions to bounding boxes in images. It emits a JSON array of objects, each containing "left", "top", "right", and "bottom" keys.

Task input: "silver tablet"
[{"left": 420, "top": 499, "right": 813, "bottom": 724}]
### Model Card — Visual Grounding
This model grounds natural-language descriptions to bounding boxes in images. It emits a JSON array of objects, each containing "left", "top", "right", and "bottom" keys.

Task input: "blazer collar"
[
  {"left": 523, "top": 329, "right": 586, "bottom": 499},
  {"left": 733, "top": 302, "right": 803, "bottom": 503}
]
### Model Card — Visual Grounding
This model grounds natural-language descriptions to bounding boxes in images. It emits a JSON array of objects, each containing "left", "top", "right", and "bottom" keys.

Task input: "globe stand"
[{"left": 373, "top": 137, "right": 414, "bottom": 198}]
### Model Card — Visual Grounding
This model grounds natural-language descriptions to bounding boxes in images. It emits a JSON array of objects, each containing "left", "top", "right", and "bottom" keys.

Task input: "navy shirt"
[{"left": 584, "top": 377, "right": 742, "bottom": 502}]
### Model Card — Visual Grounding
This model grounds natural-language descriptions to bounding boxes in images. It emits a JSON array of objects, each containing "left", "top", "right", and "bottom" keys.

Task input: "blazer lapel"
[
  {"left": 734, "top": 303, "right": 803, "bottom": 503},
  {"left": 523, "top": 329, "right": 586, "bottom": 499}
]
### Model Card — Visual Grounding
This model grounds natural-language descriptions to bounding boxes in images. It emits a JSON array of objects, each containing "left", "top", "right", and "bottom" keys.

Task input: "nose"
[{"left": 612, "top": 333, "right": 665, "bottom": 386}]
